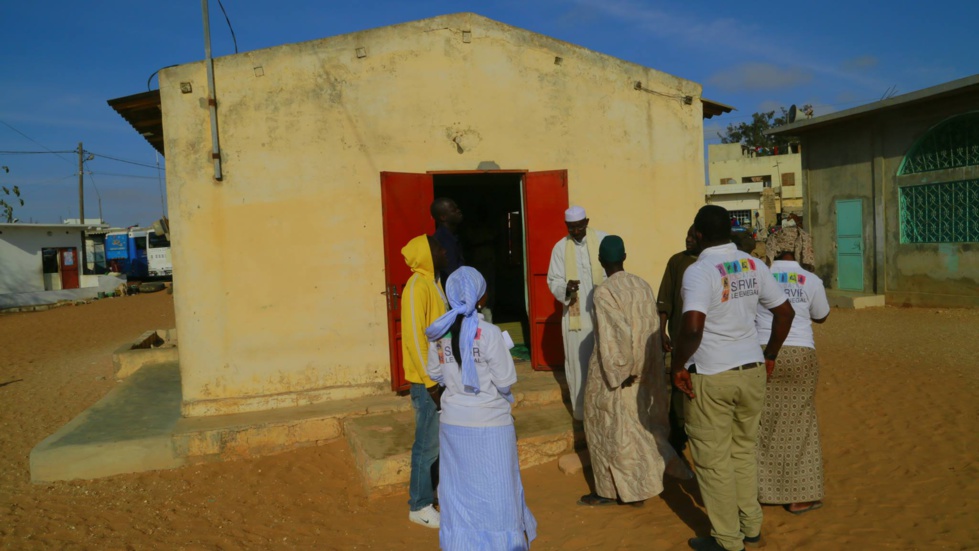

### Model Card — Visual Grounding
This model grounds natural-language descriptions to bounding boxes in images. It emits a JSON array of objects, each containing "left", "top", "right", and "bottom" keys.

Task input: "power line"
[
  {"left": 707, "top": 95, "right": 891, "bottom": 123},
  {"left": 85, "top": 150, "right": 165, "bottom": 170},
  {"left": 216, "top": 0, "right": 239, "bottom": 54},
  {"left": 146, "top": 64, "right": 179, "bottom": 92},
  {"left": 0, "top": 150, "right": 76, "bottom": 155},
  {"left": 87, "top": 172, "right": 104, "bottom": 222},
  {"left": 155, "top": 152, "right": 166, "bottom": 217},
  {"left": 1, "top": 148, "right": 165, "bottom": 171},
  {"left": 89, "top": 171, "right": 164, "bottom": 180},
  {"left": 31, "top": 174, "right": 78, "bottom": 186},
  {"left": 0, "top": 120, "right": 75, "bottom": 166}
]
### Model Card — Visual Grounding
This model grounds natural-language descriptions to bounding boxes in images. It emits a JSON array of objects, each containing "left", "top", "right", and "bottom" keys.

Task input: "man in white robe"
[{"left": 546, "top": 206, "right": 607, "bottom": 421}]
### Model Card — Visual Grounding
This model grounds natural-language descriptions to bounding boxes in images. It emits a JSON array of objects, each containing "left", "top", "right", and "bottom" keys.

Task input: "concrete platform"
[
  {"left": 30, "top": 358, "right": 574, "bottom": 488},
  {"left": 31, "top": 363, "right": 185, "bottom": 482},
  {"left": 827, "top": 290, "right": 886, "bottom": 309}
]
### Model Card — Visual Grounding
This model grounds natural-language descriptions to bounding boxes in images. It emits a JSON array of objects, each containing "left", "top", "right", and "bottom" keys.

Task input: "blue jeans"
[{"left": 408, "top": 383, "right": 440, "bottom": 511}]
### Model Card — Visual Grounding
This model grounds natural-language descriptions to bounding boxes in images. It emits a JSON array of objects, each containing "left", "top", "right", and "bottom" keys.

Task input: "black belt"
[{"left": 689, "top": 361, "right": 762, "bottom": 374}]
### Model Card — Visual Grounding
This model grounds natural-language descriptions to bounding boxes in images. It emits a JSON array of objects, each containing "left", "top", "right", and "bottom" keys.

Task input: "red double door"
[{"left": 380, "top": 171, "right": 569, "bottom": 391}]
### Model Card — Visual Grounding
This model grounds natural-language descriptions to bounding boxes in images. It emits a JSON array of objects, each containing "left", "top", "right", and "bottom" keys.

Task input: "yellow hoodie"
[{"left": 401, "top": 235, "right": 447, "bottom": 388}]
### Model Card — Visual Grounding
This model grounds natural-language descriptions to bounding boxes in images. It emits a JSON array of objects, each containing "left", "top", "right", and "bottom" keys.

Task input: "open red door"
[
  {"left": 380, "top": 172, "right": 435, "bottom": 391},
  {"left": 523, "top": 170, "right": 569, "bottom": 371}
]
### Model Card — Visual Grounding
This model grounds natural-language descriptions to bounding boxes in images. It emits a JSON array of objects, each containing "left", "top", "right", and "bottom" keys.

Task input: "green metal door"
[{"left": 836, "top": 199, "right": 864, "bottom": 291}]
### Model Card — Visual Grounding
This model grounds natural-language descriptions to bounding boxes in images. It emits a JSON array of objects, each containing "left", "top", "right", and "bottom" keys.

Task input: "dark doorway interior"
[{"left": 433, "top": 173, "right": 528, "bottom": 341}]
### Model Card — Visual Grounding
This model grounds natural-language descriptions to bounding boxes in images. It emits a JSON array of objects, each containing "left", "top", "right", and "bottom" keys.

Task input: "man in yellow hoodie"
[{"left": 402, "top": 234, "right": 448, "bottom": 528}]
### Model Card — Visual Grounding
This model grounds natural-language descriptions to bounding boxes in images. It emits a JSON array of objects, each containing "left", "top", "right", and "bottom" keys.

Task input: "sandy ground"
[{"left": 1, "top": 291, "right": 978, "bottom": 550}]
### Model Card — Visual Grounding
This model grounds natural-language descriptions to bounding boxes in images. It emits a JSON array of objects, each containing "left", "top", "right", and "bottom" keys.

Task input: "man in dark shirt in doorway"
[
  {"left": 431, "top": 197, "right": 465, "bottom": 283},
  {"left": 657, "top": 224, "right": 699, "bottom": 454}
]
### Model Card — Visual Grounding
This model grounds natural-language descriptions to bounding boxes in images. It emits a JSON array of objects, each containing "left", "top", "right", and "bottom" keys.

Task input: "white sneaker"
[{"left": 409, "top": 504, "right": 440, "bottom": 528}]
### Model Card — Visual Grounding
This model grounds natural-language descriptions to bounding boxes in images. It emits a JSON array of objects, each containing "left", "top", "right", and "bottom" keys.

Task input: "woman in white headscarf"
[{"left": 425, "top": 267, "right": 537, "bottom": 550}]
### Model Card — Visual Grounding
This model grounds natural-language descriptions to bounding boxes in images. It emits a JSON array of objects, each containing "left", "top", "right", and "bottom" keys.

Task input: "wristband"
[{"left": 763, "top": 352, "right": 778, "bottom": 361}]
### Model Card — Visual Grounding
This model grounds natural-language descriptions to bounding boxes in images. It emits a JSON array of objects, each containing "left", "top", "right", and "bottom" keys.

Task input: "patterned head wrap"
[
  {"left": 425, "top": 267, "right": 487, "bottom": 394},
  {"left": 766, "top": 225, "right": 815, "bottom": 267}
]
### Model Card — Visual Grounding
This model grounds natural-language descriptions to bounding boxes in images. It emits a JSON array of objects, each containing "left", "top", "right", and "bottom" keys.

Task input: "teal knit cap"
[{"left": 599, "top": 235, "right": 626, "bottom": 263}]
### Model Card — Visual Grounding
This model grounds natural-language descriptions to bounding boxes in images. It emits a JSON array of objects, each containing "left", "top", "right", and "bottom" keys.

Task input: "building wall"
[
  {"left": 800, "top": 122, "right": 875, "bottom": 289},
  {"left": 706, "top": 143, "right": 803, "bottom": 228},
  {"left": 801, "top": 93, "right": 978, "bottom": 306},
  {"left": 877, "top": 98, "right": 979, "bottom": 307},
  {"left": 0, "top": 226, "right": 83, "bottom": 294},
  {"left": 159, "top": 13, "right": 706, "bottom": 416}
]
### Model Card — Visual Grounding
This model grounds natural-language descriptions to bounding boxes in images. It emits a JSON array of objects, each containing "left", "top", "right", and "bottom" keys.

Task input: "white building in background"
[
  {"left": 706, "top": 143, "right": 803, "bottom": 229},
  {"left": 0, "top": 222, "right": 123, "bottom": 309}
]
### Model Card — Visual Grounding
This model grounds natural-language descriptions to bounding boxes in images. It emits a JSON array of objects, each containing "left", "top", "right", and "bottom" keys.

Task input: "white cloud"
[
  {"left": 570, "top": 0, "right": 888, "bottom": 93},
  {"left": 708, "top": 63, "right": 812, "bottom": 93},
  {"left": 573, "top": 0, "right": 760, "bottom": 52},
  {"left": 842, "top": 55, "right": 878, "bottom": 71},
  {"left": 757, "top": 99, "right": 785, "bottom": 113}
]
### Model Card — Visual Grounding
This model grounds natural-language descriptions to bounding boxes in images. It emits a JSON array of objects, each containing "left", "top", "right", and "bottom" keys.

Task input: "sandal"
[
  {"left": 785, "top": 501, "right": 823, "bottom": 515},
  {"left": 577, "top": 492, "right": 616, "bottom": 506}
]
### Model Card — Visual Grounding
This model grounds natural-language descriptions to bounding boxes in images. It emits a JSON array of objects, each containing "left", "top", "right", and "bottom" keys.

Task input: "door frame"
[
  {"left": 428, "top": 169, "right": 568, "bottom": 371},
  {"left": 381, "top": 168, "right": 572, "bottom": 391},
  {"left": 58, "top": 247, "right": 80, "bottom": 290},
  {"left": 835, "top": 198, "right": 865, "bottom": 291}
]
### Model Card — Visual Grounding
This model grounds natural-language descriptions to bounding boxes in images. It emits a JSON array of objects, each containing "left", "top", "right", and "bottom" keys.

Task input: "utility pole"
[
  {"left": 77, "top": 142, "right": 85, "bottom": 224},
  {"left": 202, "top": 0, "right": 223, "bottom": 180},
  {"left": 77, "top": 142, "right": 88, "bottom": 274}
]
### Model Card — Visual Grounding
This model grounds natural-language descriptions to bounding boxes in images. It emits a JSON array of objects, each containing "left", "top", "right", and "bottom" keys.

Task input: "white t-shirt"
[
  {"left": 425, "top": 319, "right": 517, "bottom": 428},
  {"left": 756, "top": 260, "right": 830, "bottom": 349},
  {"left": 681, "top": 243, "right": 787, "bottom": 375}
]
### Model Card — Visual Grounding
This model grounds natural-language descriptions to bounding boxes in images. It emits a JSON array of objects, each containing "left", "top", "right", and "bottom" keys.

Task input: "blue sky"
[{"left": 1, "top": 0, "right": 975, "bottom": 226}]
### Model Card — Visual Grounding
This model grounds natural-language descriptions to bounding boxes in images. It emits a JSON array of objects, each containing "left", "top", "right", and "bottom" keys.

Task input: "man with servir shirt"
[
  {"left": 546, "top": 206, "right": 607, "bottom": 421},
  {"left": 671, "top": 205, "right": 795, "bottom": 551}
]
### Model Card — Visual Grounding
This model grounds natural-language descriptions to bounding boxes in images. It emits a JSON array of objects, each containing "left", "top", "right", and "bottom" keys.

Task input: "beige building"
[
  {"left": 109, "top": 13, "right": 727, "bottom": 418},
  {"left": 706, "top": 142, "right": 803, "bottom": 229},
  {"left": 769, "top": 75, "right": 979, "bottom": 307}
]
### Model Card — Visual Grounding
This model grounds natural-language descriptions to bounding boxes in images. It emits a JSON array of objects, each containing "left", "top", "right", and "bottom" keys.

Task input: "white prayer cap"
[{"left": 565, "top": 206, "right": 586, "bottom": 222}]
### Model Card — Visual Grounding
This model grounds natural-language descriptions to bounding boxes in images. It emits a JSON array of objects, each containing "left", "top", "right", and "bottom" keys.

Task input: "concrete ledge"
[
  {"left": 827, "top": 291, "right": 886, "bottom": 309},
  {"left": 113, "top": 329, "right": 178, "bottom": 380},
  {"left": 344, "top": 404, "right": 580, "bottom": 496},
  {"left": 180, "top": 381, "right": 395, "bottom": 417},
  {"left": 0, "top": 274, "right": 126, "bottom": 310},
  {"left": 173, "top": 393, "right": 410, "bottom": 463}
]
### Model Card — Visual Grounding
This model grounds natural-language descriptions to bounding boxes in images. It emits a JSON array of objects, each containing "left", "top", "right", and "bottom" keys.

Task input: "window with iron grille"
[
  {"left": 729, "top": 209, "right": 753, "bottom": 227},
  {"left": 899, "top": 179, "right": 979, "bottom": 243},
  {"left": 898, "top": 112, "right": 979, "bottom": 175}
]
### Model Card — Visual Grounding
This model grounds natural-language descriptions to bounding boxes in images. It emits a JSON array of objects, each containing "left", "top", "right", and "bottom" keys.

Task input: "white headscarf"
[{"left": 424, "top": 267, "right": 487, "bottom": 394}]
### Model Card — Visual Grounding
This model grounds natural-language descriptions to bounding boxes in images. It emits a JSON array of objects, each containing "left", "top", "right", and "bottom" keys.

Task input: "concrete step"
[
  {"left": 172, "top": 390, "right": 411, "bottom": 464},
  {"left": 172, "top": 360, "right": 566, "bottom": 465},
  {"left": 344, "top": 403, "right": 583, "bottom": 495},
  {"left": 827, "top": 291, "right": 886, "bottom": 309}
]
